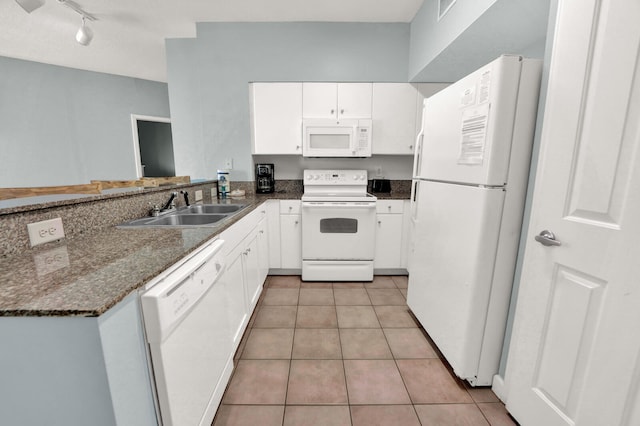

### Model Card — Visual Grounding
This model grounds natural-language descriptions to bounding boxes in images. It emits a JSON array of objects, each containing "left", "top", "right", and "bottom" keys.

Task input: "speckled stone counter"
[
  {"left": 0, "top": 198, "right": 266, "bottom": 317},
  {"left": 0, "top": 179, "right": 409, "bottom": 317}
]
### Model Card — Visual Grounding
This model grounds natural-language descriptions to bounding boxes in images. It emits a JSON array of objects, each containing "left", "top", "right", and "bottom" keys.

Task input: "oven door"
[{"left": 301, "top": 201, "right": 376, "bottom": 260}]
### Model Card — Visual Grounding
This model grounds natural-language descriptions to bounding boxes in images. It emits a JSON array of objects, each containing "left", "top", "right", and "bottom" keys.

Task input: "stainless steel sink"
[
  {"left": 181, "top": 204, "right": 247, "bottom": 214},
  {"left": 148, "top": 213, "right": 228, "bottom": 226},
  {"left": 117, "top": 203, "right": 249, "bottom": 228}
]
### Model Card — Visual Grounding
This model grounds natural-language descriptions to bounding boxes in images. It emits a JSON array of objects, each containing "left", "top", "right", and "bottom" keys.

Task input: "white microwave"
[{"left": 302, "top": 119, "right": 372, "bottom": 157}]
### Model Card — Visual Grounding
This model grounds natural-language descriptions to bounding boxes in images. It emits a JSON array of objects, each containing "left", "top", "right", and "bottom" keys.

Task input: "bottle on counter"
[{"left": 217, "top": 170, "right": 230, "bottom": 198}]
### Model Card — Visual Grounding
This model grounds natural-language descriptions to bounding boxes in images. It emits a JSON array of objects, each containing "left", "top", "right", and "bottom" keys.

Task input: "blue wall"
[
  {"left": 166, "top": 22, "right": 411, "bottom": 181},
  {"left": 0, "top": 57, "right": 170, "bottom": 187},
  {"left": 409, "top": 0, "right": 550, "bottom": 82}
]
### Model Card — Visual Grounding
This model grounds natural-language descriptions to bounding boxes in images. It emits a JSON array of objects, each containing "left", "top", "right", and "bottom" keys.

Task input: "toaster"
[{"left": 372, "top": 179, "right": 391, "bottom": 193}]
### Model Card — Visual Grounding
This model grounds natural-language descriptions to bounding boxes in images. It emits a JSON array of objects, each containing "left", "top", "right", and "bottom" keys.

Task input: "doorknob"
[{"left": 535, "top": 230, "right": 561, "bottom": 246}]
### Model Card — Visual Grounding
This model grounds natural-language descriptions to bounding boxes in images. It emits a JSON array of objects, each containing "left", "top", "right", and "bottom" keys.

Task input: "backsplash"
[{"left": 0, "top": 181, "right": 224, "bottom": 258}]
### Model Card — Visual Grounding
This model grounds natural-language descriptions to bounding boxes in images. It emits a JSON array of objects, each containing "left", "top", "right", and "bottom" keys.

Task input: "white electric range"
[{"left": 301, "top": 169, "right": 377, "bottom": 281}]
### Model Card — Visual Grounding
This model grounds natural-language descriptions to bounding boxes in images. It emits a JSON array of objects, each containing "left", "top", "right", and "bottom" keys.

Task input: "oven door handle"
[{"left": 302, "top": 202, "right": 377, "bottom": 208}]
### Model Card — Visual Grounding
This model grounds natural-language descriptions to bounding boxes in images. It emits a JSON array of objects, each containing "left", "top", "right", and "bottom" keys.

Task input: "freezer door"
[
  {"left": 407, "top": 180, "right": 505, "bottom": 382},
  {"left": 416, "top": 55, "right": 535, "bottom": 186}
]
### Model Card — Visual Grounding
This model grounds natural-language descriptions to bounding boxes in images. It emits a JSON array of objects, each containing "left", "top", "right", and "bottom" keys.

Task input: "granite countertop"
[
  {"left": 0, "top": 190, "right": 410, "bottom": 317},
  {"left": 0, "top": 198, "right": 265, "bottom": 317}
]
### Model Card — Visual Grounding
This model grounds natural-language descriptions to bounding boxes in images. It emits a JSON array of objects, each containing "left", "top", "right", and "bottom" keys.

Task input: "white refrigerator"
[{"left": 407, "top": 55, "right": 542, "bottom": 386}]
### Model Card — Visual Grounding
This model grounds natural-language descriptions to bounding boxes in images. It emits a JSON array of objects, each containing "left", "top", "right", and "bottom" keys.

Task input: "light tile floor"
[{"left": 213, "top": 275, "right": 518, "bottom": 426}]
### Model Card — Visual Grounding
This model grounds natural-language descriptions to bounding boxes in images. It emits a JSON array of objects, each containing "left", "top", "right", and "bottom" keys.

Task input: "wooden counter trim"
[
  {"left": 0, "top": 183, "right": 102, "bottom": 200},
  {"left": 91, "top": 180, "right": 145, "bottom": 190}
]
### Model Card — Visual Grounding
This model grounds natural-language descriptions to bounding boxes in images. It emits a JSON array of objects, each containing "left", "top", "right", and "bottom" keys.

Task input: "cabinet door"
[
  {"left": 374, "top": 214, "right": 403, "bottom": 269},
  {"left": 338, "top": 83, "right": 372, "bottom": 119},
  {"left": 302, "top": 83, "right": 337, "bottom": 118},
  {"left": 224, "top": 248, "right": 248, "bottom": 351},
  {"left": 243, "top": 232, "right": 261, "bottom": 311},
  {"left": 280, "top": 214, "right": 302, "bottom": 269},
  {"left": 250, "top": 82, "right": 303, "bottom": 154},
  {"left": 372, "top": 83, "right": 418, "bottom": 155}
]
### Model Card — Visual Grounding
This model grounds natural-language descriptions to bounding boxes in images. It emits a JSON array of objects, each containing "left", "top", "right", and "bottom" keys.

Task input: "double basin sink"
[{"left": 118, "top": 204, "right": 248, "bottom": 228}]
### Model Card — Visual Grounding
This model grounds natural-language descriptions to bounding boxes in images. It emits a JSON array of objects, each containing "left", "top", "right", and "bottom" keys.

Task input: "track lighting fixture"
[
  {"left": 75, "top": 16, "right": 93, "bottom": 46},
  {"left": 15, "top": 0, "right": 97, "bottom": 46}
]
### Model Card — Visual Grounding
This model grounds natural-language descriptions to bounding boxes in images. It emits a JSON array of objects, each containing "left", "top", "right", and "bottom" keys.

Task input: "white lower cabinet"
[
  {"left": 374, "top": 200, "right": 407, "bottom": 270},
  {"left": 220, "top": 203, "right": 268, "bottom": 350},
  {"left": 279, "top": 200, "right": 302, "bottom": 269},
  {"left": 224, "top": 241, "right": 250, "bottom": 350}
]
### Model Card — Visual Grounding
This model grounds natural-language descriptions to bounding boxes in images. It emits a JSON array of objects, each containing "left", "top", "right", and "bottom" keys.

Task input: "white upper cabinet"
[
  {"left": 250, "top": 82, "right": 302, "bottom": 155},
  {"left": 302, "top": 83, "right": 372, "bottom": 119},
  {"left": 371, "top": 83, "right": 420, "bottom": 155}
]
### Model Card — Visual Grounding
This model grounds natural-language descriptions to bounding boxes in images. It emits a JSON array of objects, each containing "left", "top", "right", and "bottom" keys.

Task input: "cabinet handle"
[
  {"left": 296, "top": 145, "right": 301, "bottom": 150},
  {"left": 330, "top": 109, "right": 335, "bottom": 115},
  {"left": 340, "top": 109, "right": 344, "bottom": 115},
  {"left": 259, "top": 230, "right": 264, "bottom": 234},
  {"left": 409, "top": 145, "right": 413, "bottom": 150},
  {"left": 295, "top": 220, "right": 299, "bottom": 225},
  {"left": 378, "top": 220, "right": 382, "bottom": 225},
  {"left": 387, "top": 205, "right": 392, "bottom": 211}
]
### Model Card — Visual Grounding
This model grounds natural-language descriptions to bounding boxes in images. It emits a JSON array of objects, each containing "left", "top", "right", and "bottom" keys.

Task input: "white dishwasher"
[{"left": 141, "top": 238, "right": 232, "bottom": 426}]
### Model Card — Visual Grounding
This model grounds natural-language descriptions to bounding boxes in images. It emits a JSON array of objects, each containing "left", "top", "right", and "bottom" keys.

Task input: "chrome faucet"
[{"left": 161, "top": 192, "right": 178, "bottom": 211}]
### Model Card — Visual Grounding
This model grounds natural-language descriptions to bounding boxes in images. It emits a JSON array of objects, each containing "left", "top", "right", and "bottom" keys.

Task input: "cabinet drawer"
[
  {"left": 376, "top": 200, "right": 404, "bottom": 214},
  {"left": 280, "top": 200, "right": 301, "bottom": 214}
]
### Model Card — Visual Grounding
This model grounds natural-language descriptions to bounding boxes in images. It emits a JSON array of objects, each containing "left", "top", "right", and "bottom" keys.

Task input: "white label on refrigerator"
[
  {"left": 458, "top": 103, "right": 490, "bottom": 165},
  {"left": 460, "top": 86, "right": 476, "bottom": 107},
  {"left": 478, "top": 69, "right": 492, "bottom": 104}
]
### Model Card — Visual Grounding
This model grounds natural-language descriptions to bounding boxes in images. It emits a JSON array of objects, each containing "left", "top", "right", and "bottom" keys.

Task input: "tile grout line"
[{"left": 333, "top": 281, "right": 355, "bottom": 426}]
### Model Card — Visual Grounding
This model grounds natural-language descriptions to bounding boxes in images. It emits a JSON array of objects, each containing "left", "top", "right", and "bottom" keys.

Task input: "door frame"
[{"left": 130, "top": 114, "right": 171, "bottom": 179}]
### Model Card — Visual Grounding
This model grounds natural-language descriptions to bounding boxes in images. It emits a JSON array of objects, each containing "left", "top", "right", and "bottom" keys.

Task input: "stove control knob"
[{"left": 313, "top": 175, "right": 320, "bottom": 180}]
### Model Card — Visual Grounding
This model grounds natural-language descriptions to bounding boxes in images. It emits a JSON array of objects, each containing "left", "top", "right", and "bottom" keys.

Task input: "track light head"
[
  {"left": 75, "top": 17, "right": 93, "bottom": 46},
  {"left": 14, "top": 0, "right": 45, "bottom": 13}
]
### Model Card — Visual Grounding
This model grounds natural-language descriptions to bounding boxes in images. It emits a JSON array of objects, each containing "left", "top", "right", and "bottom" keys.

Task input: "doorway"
[{"left": 131, "top": 115, "right": 174, "bottom": 178}]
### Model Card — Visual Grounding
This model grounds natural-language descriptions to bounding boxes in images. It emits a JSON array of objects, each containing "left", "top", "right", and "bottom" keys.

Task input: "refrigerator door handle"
[
  {"left": 412, "top": 128, "right": 425, "bottom": 179},
  {"left": 410, "top": 180, "right": 420, "bottom": 221}
]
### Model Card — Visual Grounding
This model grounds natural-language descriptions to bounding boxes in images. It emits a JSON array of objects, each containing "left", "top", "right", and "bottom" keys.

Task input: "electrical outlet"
[
  {"left": 27, "top": 218, "right": 65, "bottom": 247},
  {"left": 195, "top": 190, "right": 203, "bottom": 201},
  {"left": 224, "top": 158, "right": 233, "bottom": 170}
]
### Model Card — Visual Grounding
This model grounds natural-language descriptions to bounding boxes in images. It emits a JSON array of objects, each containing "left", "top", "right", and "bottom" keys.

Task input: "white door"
[
  {"left": 407, "top": 180, "right": 505, "bottom": 385},
  {"left": 250, "top": 83, "right": 303, "bottom": 155},
  {"left": 415, "top": 56, "right": 538, "bottom": 186},
  {"left": 504, "top": 1, "right": 640, "bottom": 425},
  {"left": 301, "top": 202, "right": 376, "bottom": 260},
  {"left": 303, "top": 83, "right": 338, "bottom": 118},
  {"left": 371, "top": 83, "right": 419, "bottom": 155},
  {"left": 336, "top": 83, "right": 372, "bottom": 118}
]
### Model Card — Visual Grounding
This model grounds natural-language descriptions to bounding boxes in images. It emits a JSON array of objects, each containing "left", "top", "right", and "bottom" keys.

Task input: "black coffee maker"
[{"left": 255, "top": 163, "right": 275, "bottom": 193}]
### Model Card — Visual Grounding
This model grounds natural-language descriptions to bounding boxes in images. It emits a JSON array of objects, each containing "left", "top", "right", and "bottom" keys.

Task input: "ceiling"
[{"left": 0, "top": 0, "right": 424, "bottom": 82}]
